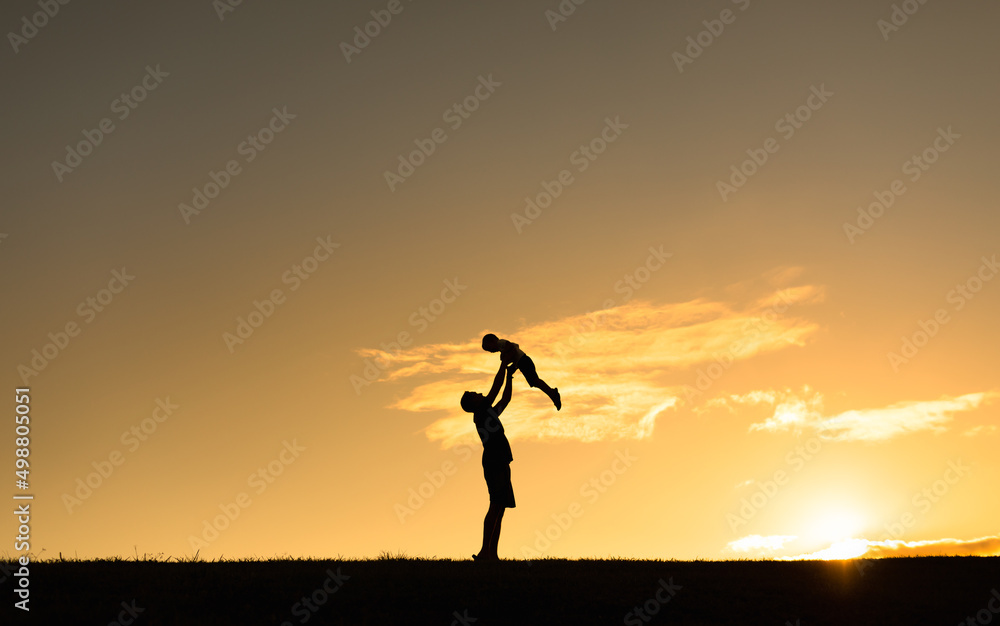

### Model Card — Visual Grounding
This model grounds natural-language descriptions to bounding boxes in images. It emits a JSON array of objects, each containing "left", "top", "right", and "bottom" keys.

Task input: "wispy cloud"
[
  {"left": 859, "top": 535, "right": 1000, "bottom": 558},
  {"left": 819, "top": 393, "right": 997, "bottom": 441},
  {"left": 747, "top": 389, "right": 824, "bottom": 434},
  {"left": 357, "top": 285, "right": 824, "bottom": 448},
  {"left": 727, "top": 534, "right": 798, "bottom": 553},
  {"left": 781, "top": 535, "right": 1000, "bottom": 560},
  {"left": 709, "top": 388, "right": 999, "bottom": 442},
  {"left": 962, "top": 424, "right": 998, "bottom": 437}
]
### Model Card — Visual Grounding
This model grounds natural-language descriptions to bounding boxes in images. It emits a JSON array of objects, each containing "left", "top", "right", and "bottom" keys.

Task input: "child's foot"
[{"left": 551, "top": 388, "right": 561, "bottom": 411}]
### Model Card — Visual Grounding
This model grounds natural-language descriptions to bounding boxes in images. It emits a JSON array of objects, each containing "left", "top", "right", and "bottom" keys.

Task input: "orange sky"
[{"left": 2, "top": 0, "right": 999, "bottom": 562}]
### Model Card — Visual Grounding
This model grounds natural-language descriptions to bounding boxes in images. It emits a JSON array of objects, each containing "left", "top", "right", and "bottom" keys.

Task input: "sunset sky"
[{"left": 2, "top": 0, "right": 999, "bottom": 563}]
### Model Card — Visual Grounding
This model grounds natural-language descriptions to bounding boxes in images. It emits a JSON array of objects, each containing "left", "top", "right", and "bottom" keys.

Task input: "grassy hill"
[{"left": 3, "top": 556, "right": 999, "bottom": 624}]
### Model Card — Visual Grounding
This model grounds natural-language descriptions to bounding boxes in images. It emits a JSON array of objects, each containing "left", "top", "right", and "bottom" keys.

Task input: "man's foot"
[
  {"left": 472, "top": 552, "right": 498, "bottom": 562},
  {"left": 551, "top": 388, "right": 561, "bottom": 411}
]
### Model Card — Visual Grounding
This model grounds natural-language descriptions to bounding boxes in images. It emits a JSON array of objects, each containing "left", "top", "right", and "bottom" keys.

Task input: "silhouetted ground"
[{"left": 3, "top": 556, "right": 999, "bottom": 624}]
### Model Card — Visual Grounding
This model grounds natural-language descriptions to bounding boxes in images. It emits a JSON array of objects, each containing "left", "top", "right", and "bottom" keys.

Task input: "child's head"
[
  {"left": 460, "top": 391, "right": 483, "bottom": 413},
  {"left": 481, "top": 333, "right": 499, "bottom": 352}
]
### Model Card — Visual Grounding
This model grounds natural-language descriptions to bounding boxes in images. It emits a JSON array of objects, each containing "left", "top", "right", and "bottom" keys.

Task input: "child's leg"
[
  {"left": 518, "top": 356, "right": 560, "bottom": 409},
  {"left": 516, "top": 356, "right": 545, "bottom": 389}
]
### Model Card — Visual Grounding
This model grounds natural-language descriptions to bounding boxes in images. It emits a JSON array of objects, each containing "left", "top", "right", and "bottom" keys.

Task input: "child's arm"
[
  {"left": 482, "top": 361, "right": 507, "bottom": 406},
  {"left": 492, "top": 364, "right": 517, "bottom": 416}
]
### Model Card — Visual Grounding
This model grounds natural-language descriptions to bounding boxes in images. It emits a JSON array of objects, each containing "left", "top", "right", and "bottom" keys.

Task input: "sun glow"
[
  {"left": 782, "top": 538, "right": 871, "bottom": 561},
  {"left": 805, "top": 509, "right": 866, "bottom": 545},
  {"left": 770, "top": 508, "right": 872, "bottom": 560}
]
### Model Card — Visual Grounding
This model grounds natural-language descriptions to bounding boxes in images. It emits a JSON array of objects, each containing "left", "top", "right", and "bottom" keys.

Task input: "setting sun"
[
  {"left": 784, "top": 538, "right": 871, "bottom": 561},
  {"left": 805, "top": 509, "right": 867, "bottom": 547}
]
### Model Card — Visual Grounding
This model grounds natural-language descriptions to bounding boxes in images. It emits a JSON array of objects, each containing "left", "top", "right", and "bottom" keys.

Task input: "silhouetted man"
[{"left": 461, "top": 361, "right": 517, "bottom": 561}]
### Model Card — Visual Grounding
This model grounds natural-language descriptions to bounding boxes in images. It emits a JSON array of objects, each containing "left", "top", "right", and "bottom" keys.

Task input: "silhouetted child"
[{"left": 482, "top": 333, "right": 560, "bottom": 410}]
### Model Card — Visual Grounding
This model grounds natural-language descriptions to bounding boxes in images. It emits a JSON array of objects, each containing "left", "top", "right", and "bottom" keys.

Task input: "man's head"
[
  {"left": 482, "top": 333, "right": 499, "bottom": 352},
  {"left": 461, "top": 391, "right": 484, "bottom": 413}
]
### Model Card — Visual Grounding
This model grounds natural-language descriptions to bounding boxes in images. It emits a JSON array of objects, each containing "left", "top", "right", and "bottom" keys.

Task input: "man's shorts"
[{"left": 483, "top": 462, "right": 516, "bottom": 508}]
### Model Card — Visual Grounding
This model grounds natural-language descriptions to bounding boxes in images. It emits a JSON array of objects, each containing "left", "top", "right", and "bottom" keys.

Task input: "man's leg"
[
  {"left": 487, "top": 507, "right": 505, "bottom": 558},
  {"left": 478, "top": 502, "right": 503, "bottom": 560}
]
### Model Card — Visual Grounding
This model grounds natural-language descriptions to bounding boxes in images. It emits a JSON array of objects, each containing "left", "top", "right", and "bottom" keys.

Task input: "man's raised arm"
[
  {"left": 483, "top": 361, "right": 507, "bottom": 406},
  {"left": 492, "top": 364, "right": 517, "bottom": 416}
]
